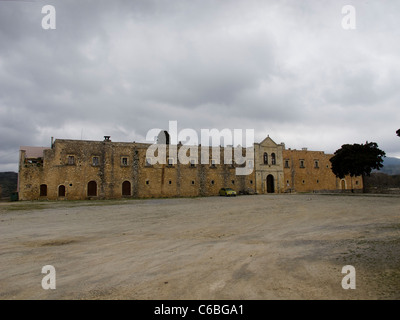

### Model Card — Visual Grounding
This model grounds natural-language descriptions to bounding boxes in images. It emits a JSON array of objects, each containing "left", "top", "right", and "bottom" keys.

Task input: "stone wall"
[
  {"left": 18, "top": 136, "right": 364, "bottom": 200},
  {"left": 18, "top": 139, "right": 255, "bottom": 200},
  {"left": 282, "top": 149, "right": 363, "bottom": 193}
]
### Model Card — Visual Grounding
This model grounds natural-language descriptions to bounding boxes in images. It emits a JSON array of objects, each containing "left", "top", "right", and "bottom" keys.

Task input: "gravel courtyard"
[{"left": 0, "top": 194, "right": 399, "bottom": 300}]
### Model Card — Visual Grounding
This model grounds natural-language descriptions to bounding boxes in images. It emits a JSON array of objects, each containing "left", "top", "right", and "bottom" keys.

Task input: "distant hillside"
[
  {"left": 376, "top": 157, "right": 400, "bottom": 175},
  {"left": 0, "top": 172, "right": 18, "bottom": 198}
]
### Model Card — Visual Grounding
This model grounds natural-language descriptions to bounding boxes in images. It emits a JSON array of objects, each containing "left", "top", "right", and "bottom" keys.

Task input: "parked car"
[{"left": 219, "top": 188, "right": 237, "bottom": 197}]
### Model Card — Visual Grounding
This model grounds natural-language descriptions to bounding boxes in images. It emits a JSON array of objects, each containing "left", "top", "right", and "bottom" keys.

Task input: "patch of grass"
[
  {"left": 0, "top": 202, "right": 49, "bottom": 212},
  {"left": 379, "top": 223, "right": 400, "bottom": 230},
  {"left": 24, "top": 239, "right": 77, "bottom": 247},
  {"left": 319, "top": 193, "right": 400, "bottom": 198},
  {"left": 0, "top": 195, "right": 206, "bottom": 212}
]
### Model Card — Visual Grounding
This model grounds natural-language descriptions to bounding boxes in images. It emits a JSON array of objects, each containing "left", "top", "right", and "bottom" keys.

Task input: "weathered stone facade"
[
  {"left": 254, "top": 136, "right": 285, "bottom": 194},
  {"left": 18, "top": 135, "right": 362, "bottom": 200},
  {"left": 282, "top": 148, "right": 362, "bottom": 193}
]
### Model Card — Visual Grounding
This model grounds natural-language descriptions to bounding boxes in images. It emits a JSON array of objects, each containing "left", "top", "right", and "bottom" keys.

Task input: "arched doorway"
[
  {"left": 122, "top": 181, "right": 131, "bottom": 196},
  {"left": 58, "top": 185, "right": 66, "bottom": 197},
  {"left": 341, "top": 179, "right": 346, "bottom": 191},
  {"left": 266, "top": 175, "right": 275, "bottom": 193},
  {"left": 87, "top": 181, "right": 97, "bottom": 197}
]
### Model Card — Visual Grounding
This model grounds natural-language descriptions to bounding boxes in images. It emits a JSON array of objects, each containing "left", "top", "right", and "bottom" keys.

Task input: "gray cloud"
[{"left": 1, "top": 0, "right": 400, "bottom": 171}]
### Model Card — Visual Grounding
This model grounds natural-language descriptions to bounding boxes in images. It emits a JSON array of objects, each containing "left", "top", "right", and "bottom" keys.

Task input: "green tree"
[{"left": 329, "top": 142, "right": 386, "bottom": 193}]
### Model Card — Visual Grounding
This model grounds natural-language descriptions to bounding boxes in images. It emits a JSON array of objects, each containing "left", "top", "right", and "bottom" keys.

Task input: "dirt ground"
[{"left": 0, "top": 193, "right": 399, "bottom": 300}]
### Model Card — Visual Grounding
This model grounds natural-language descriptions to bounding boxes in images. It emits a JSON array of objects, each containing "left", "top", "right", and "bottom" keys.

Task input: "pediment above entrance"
[{"left": 259, "top": 135, "right": 279, "bottom": 147}]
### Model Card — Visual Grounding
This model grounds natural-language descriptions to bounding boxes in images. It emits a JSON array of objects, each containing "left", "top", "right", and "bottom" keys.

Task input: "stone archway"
[
  {"left": 122, "top": 181, "right": 131, "bottom": 196},
  {"left": 267, "top": 175, "right": 275, "bottom": 193},
  {"left": 58, "top": 185, "right": 66, "bottom": 197}
]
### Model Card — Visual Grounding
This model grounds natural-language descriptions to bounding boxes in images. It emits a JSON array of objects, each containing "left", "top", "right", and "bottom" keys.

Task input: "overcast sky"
[{"left": 1, "top": 0, "right": 399, "bottom": 171}]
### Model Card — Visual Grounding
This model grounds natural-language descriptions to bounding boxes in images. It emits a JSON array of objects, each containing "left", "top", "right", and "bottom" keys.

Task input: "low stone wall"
[
  {"left": 364, "top": 173, "right": 400, "bottom": 194},
  {"left": 364, "top": 187, "right": 400, "bottom": 194}
]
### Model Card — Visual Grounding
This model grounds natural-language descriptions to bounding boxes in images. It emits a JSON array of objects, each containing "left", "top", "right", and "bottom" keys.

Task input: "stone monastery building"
[{"left": 18, "top": 135, "right": 363, "bottom": 200}]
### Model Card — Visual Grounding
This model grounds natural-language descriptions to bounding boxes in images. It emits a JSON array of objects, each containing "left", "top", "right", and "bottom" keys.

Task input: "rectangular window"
[
  {"left": 300, "top": 160, "right": 305, "bottom": 168},
  {"left": 92, "top": 156, "right": 99, "bottom": 166},
  {"left": 121, "top": 157, "right": 128, "bottom": 166},
  {"left": 67, "top": 155, "right": 75, "bottom": 165},
  {"left": 284, "top": 160, "right": 290, "bottom": 168}
]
